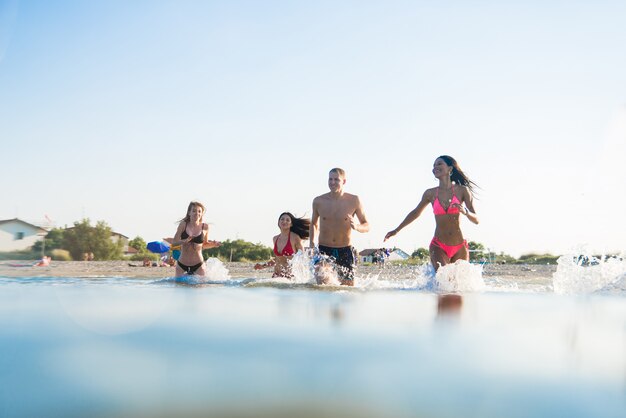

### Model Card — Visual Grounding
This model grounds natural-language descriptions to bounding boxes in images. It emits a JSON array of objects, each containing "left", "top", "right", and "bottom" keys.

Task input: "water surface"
[{"left": 0, "top": 256, "right": 624, "bottom": 418}]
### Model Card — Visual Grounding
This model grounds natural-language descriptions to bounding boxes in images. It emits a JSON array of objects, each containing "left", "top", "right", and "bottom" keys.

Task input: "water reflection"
[
  {"left": 436, "top": 294, "right": 463, "bottom": 320},
  {"left": 1, "top": 284, "right": 624, "bottom": 418},
  {"left": 330, "top": 303, "right": 344, "bottom": 324}
]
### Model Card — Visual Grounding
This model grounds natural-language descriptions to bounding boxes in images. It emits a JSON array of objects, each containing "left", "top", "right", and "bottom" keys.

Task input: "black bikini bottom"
[{"left": 177, "top": 260, "right": 204, "bottom": 275}]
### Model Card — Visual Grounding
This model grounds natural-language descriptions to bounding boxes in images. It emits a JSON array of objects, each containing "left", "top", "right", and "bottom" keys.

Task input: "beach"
[{"left": 0, "top": 259, "right": 557, "bottom": 281}]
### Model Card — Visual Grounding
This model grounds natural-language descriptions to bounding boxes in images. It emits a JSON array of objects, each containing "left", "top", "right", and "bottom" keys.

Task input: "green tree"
[
  {"left": 32, "top": 228, "right": 65, "bottom": 255},
  {"left": 493, "top": 252, "right": 517, "bottom": 264},
  {"left": 128, "top": 236, "right": 149, "bottom": 254},
  {"left": 468, "top": 241, "right": 486, "bottom": 262},
  {"left": 204, "top": 239, "right": 272, "bottom": 262},
  {"left": 127, "top": 236, "right": 155, "bottom": 261},
  {"left": 62, "top": 219, "right": 124, "bottom": 260},
  {"left": 518, "top": 253, "right": 559, "bottom": 265},
  {"left": 411, "top": 247, "right": 430, "bottom": 263}
]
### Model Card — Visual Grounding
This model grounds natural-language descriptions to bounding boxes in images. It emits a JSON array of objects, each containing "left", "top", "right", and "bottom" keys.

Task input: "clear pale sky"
[{"left": 1, "top": 0, "right": 625, "bottom": 257}]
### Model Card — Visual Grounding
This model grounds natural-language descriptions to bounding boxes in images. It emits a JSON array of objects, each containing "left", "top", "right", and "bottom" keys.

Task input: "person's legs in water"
[{"left": 318, "top": 245, "right": 355, "bottom": 286}]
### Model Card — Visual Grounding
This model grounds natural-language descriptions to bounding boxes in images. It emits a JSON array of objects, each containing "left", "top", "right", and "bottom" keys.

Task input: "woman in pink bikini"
[
  {"left": 255, "top": 212, "right": 310, "bottom": 278},
  {"left": 384, "top": 155, "right": 479, "bottom": 271}
]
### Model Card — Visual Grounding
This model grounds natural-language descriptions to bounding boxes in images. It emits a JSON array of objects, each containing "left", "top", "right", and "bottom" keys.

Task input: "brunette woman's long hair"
[
  {"left": 278, "top": 212, "right": 310, "bottom": 239},
  {"left": 438, "top": 155, "right": 479, "bottom": 195}
]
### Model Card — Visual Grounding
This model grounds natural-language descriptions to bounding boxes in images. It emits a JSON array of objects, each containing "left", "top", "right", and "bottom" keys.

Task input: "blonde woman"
[{"left": 172, "top": 201, "right": 220, "bottom": 276}]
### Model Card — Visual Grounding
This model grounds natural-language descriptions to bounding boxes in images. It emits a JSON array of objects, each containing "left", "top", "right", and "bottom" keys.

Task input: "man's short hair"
[{"left": 329, "top": 168, "right": 346, "bottom": 178}]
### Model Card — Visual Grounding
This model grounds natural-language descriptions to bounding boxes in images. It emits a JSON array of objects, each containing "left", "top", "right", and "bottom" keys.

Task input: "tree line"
[
  {"left": 28, "top": 219, "right": 272, "bottom": 262},
  {"left": 3, "top": 218, "right": 559, "bottom": 264},
  {"left": 31, "top": 219, "right": 125, "bottom": 261}
]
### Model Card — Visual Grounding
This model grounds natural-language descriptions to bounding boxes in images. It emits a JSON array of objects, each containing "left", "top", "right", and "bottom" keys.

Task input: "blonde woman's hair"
[{"left": 179, "top": 201, "right": 206, "bottom": 223}]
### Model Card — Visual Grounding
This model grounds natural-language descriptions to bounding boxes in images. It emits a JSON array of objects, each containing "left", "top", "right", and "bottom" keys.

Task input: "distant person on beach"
[
  {"left": 159, "top": 255, "right": 172, "bottom": 267},
  {"left": 172, "top": 201, "right": 221, "bottom": 277},
  {"left": 310, "top": 168, "right": 370, "bottom": 286},
  {"left": 254, "top": 212, "right": 310, "bottom": 278},
  {"left": 384, "top": 155, "right": 479, "bottom": 271},
  {"left": 34, "top": 256, "right": 51, "bottom": 267}
]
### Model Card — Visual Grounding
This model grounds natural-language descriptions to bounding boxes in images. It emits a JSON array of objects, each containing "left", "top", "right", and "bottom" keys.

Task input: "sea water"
[{"left": 0, "top": 254, "right": 624, "bottom": 418}]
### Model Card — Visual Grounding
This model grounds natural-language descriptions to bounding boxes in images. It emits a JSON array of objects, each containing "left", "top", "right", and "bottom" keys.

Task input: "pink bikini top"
[
  {"left": 432, "top": 186, "right": 461, "bottom": 215},
  {"left": 273, "top": 234, "right": 295, "bottom": 257}
]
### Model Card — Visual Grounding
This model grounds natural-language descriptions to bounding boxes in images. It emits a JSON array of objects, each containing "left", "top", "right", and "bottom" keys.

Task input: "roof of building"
[
  {"left": 358, "top": 249, "right": 379, "bottom": 256},
  {"left": 359, "top": 248, "right": 407, "bottom": 257},
  {"left": 392, "top": 249, "right": 410, "bottom": 258},
  {"left": 0, "top": 218, "right": 48, "bottom": 232}
]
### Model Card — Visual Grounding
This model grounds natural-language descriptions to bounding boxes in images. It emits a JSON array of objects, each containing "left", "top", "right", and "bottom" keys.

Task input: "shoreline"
[{"left": 0, "top": 260, "right": 557, "bottom": 281}]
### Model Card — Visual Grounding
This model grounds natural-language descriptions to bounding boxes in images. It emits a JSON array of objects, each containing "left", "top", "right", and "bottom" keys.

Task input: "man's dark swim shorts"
[{"left": 317, "top": 245, "right": 356, "bottom": 282}]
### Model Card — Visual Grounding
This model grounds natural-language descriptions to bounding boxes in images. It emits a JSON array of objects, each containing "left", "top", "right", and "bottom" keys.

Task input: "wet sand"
[{"left": 0, "top": 260, "right": 557, "bottom": 281}]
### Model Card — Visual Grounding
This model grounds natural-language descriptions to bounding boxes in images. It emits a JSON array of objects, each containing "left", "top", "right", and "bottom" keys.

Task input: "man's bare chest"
[{"left": 319, "top": 202, "right": 355, "bottom": 220}]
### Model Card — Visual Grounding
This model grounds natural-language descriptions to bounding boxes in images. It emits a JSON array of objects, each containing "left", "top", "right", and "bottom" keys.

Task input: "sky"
[{"left": 1, "top": 0, "right": 625, "bottom": 257}]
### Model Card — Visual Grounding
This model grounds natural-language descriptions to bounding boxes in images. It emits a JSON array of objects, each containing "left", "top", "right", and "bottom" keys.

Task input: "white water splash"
[
  {"left": 434, "top": 260, "right": 485, "bottom": 292},
  {"left": 289, "top": 251, "right": 316, "bottom": 284},
  {"left": 354, "top": 260, "right": 485, "bottom": 292},
  {"left": 358, "top": 263, "right": 432, "bottom": 290},
  {"left": 204, "top": 257, "right": 231, "bottom": 281},
  {"left": 552, "top": 252, "right": 626, "bottom": 294},
  {"left": 170, "top": 258, "right": 231, "bottom": 285},
  {"left": 289, "top": 250, "right": 343, "bottom": 286},
  {"left": 282, "top": 252, "right": 486, "bottom": 291}
]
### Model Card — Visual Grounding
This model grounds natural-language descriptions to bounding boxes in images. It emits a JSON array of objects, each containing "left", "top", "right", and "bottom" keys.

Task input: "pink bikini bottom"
[{"left": 430, "top": 237, "right": 468, "bottom": 259}]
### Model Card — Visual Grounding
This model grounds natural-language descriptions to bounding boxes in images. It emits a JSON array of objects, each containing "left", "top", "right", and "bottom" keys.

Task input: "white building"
[
  {"left": 110, "top": 232, "right": 130, "bottom": 253},
  {"left": 359, "top": 248, "right": 410, "bottom": 263},
  {"left": 0, "top": 218, "right": 48, "bottom": 252},
  {"left": 387, "top": 249, "right": 410, "bottom": 261}
]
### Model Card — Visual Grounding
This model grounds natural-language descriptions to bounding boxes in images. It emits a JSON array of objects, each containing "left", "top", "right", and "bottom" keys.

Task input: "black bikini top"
[{"left": 181, "top": 223, "right": 205, "bottom": 244}]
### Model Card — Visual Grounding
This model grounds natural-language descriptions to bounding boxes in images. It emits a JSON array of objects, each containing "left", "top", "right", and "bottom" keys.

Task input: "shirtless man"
[{"left": 310, "top": 168, "right": 369, "bottom": 286}]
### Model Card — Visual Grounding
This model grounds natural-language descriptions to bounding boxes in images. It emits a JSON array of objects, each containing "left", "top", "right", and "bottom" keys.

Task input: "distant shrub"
[
  {"left": 517, "top": 253, "right": 559, "bottom": 265},
  {"left": 494, "top": 253, "right": 517, "bottom": 264},
  {"left": 204, "top": 239, "right": 272, "bottom": 262},
  {"left": 51, "top": 249, "right": 72, "bottom": 261}
]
